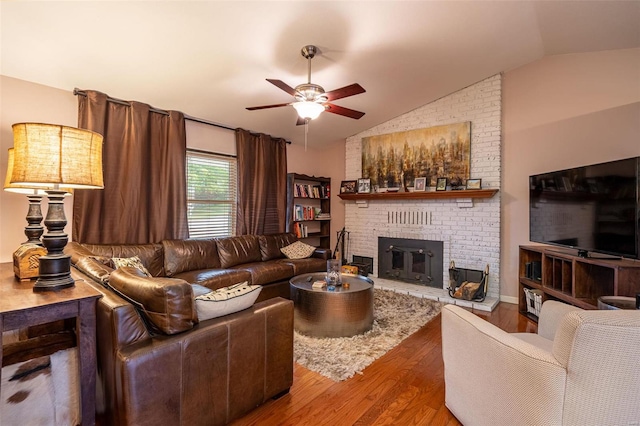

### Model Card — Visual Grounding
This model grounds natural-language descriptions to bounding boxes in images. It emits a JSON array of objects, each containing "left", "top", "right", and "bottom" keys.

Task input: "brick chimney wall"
[{"left": 343, "top": 74, "right": 502, "bottom": 299}]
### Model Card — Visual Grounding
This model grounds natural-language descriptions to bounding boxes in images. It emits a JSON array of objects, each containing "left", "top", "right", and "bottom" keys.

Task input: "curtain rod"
[{"left": 73, "top": 88, "right": 291, "bottom": 144}]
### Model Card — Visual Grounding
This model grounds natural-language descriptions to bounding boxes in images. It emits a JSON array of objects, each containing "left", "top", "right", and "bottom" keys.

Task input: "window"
[{"left": 186, "top": 150, "right": 237, "bottom": 238}]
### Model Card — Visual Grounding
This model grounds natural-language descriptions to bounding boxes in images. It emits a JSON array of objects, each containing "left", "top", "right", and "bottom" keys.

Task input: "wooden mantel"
[{"left": 337, "top": 188, "right": 498, "bottom": 201}]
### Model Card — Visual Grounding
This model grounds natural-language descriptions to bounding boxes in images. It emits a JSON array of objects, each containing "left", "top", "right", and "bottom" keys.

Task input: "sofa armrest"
[
  {"left": 312, "top": 247, "right": 331, "bottom": 260},
  {"left": 66, "top": 241, "right": 99, "bottom": 264},
  {"left": 441, "top": 304, "right": 566, "bottom": 425},
  {"left": 111, "top": 297, "right": 294, "bottom": 425},
  {"left": 537, "top": 300, "right": 582, "bottom": 341},
  {"left": 109, "top": 268, "right": 197, "bottom": 335}
]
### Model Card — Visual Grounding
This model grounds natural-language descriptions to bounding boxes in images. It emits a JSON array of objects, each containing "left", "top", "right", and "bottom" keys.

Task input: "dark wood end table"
[{"left": 0, "top": 262, "right": 101, "bottom": 425}]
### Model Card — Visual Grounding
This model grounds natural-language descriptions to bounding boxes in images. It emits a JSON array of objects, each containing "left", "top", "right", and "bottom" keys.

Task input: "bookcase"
[
  {"left": 286, "top": 173, "right": 331, "bottom": 249},
  {"left": 518, "top": 245, "right": 640, "bottom": 321}
]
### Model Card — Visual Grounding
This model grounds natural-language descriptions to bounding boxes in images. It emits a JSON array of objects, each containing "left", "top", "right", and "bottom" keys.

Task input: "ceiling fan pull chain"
[{"left": 304, "top": 119, "right": 309, "bottom": 151}]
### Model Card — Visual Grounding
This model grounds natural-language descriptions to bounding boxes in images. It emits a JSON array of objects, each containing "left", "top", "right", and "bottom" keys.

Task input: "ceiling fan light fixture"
[
  {"left": 246, "top": 45, "right": 365, "bottom": 125},
  {"left": 293, "top": 101, "right": 325, "bottom": 120}
]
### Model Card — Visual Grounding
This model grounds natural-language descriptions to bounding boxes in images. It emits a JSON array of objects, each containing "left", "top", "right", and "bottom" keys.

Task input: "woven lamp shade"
[
  {"left": 11, "top": 123, "right": 104, "bottom": 189},
  {"left": 4, "top": 148, "right": 47, "bottom": 194},
  {"left": 5, "top": 148, "right": 75, "bottom": 195}
]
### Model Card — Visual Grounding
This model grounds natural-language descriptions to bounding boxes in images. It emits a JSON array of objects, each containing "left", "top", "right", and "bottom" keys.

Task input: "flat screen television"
[{"left": 529, "top": 157, "right": 640, "bottom": 259}]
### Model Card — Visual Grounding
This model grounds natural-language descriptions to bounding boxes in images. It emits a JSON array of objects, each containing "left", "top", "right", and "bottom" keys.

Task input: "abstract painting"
[{"left": 361, "top": 122, "right": 471, "bottom": 188}]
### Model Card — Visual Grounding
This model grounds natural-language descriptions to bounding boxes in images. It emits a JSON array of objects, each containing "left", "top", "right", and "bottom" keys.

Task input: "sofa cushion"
[
  {"left": 232, "top": 261, "right": 294, "bottom": 285},
  {"left": 258, "top": 233, "right": 298, "bottom": 261},
  {"left": 194, "top": 282, "right": 262, "bottom": 321},
  {"left": 278, "top": 257, "right": 327, "bottom": 275},
  {"left": 216, "top": 235, "right": 262, "bottom": 268},
  {"left": 112, "top": 256, "right": 152, "bottom": 276},
  {"left": 174, "top": 268, "right": 253, "bottom": 291},
  {"left": 108, "top": 267, "right": 197, "bottom": 335},
  {"left": 78, "top": 243, "right": 165, "bottom": 277},
  {"left": 281, "top": 241, "right": 316, "bottom": 259},
  {"left": 162, "top": 239, "right": 220, "bottom": 276}
]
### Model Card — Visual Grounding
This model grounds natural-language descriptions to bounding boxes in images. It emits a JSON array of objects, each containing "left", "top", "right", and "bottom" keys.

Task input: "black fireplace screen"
[{"left": 378, "top": 237, "right": 443, "bottom": 287}]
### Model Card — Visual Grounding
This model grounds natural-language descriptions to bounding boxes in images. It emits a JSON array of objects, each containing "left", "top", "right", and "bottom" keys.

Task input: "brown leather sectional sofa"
[{"left": 66, "top": 233, "right": 330, "bottom": 425}]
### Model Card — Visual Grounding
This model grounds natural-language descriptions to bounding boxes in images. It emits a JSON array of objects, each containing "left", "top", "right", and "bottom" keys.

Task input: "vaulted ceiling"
[{"left": 1, "top": 1, "right": 639, "bottom": 147}]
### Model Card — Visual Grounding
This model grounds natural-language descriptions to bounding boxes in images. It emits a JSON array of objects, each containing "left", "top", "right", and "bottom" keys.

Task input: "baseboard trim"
[{"left": 500, "top": 295, "right": 518, "bottom": 305}]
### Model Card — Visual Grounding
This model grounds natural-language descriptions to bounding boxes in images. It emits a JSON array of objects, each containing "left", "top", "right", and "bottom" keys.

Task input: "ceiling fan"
[{"left": 246, "top": 45, "right": 366, "bottom": 125}]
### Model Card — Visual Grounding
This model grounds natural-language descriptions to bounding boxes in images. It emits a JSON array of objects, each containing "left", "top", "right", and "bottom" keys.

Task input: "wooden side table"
[{"left": 0, "top": 262, "right": 101, "bottom": 425}]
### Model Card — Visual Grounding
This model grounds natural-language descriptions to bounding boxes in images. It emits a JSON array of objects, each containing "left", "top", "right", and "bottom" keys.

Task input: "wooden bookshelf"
[{"left": 286, "top": 173, "right": 331, "bottom": 249}]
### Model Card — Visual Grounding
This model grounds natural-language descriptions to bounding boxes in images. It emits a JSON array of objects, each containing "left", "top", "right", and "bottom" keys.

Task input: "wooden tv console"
[{"left": 519, "top": 245, "right": 640, "bottom": 320}]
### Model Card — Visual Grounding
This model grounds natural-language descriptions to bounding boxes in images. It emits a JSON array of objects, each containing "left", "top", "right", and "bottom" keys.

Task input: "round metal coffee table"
[{"left": 290, "top": 272, "right": 374, "bottom": 338}]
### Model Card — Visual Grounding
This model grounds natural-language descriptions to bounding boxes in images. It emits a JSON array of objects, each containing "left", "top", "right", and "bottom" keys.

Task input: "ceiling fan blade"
[
  {"left": 246, "top": 103, "right": 291, "bottom": 111},
  {"left": 324, "top": 83, "right": 366, "bottom": 101},
  {"left": 266, "top": 79, "right": 297, "bottom": 96},
  {"left": 324, "top": 103, "right": 365, "bottom": 119}
]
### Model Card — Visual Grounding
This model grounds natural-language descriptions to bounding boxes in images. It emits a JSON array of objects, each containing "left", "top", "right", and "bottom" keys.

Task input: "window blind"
[{"left": 186, "top": 150, "right": 237, "bottom": 238}]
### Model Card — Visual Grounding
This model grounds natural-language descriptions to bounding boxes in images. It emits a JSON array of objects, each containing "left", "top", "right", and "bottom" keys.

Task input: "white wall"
[
  {"left": 5, "top": 46, "right": 637, "bottom": 297},
  {"left": 0, "top": 76, "right": 341, "bottom": 261},
  {"left": 186, "top": 120, "right": 235, "bottom": 156},
  {"left": 0, "top": 76, "right": 77, "bottom": 262},
  {"left": 343, "top": 75, "right": 502, "bottom": 300},
  {"left": 0, "top": 77, "right": 243, "bottom": 262},
  {"left": 286, "top": 141, "right": 345, "bottom": 251},
  {"left": 502, "top": 47, "right": 640, "bottom": 301}
]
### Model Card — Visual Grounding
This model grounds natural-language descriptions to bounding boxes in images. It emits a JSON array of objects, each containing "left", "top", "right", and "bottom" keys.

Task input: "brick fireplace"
[{"left": 343, "top": 75, "right": 502, "bottom": 303}]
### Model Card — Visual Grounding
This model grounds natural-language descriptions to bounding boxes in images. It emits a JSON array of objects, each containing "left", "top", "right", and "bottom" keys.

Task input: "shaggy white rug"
[{"left": 294, "top": 289, "right": 443, "bottom": 381}]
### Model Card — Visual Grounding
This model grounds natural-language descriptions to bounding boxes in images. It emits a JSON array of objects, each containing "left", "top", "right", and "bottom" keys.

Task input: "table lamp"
[
  {"left": 10, "top": 123, "right": 104, "bottom": 291},
  {"left": 4, "top": 148, "right": 50, "bottom": 279},
  {"left": 4, "top": 148, "right": 48, "bottom": 245}
]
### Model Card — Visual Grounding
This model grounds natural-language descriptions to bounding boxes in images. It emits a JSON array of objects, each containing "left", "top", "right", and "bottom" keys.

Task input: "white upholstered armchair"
[{"left": 441, "top": 300, "right": 640, "bottom": 425}]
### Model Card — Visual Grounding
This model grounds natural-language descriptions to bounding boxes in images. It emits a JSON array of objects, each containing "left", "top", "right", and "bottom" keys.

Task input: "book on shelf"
[
  {"left": 294, "top": 205, "right": 318, "bottom": 221},
  {"left": 294, "top": 183, "right": 329, "bottom": 199},
  {"left": 293, "top": 222, "right": 309, "bottom": 238}
]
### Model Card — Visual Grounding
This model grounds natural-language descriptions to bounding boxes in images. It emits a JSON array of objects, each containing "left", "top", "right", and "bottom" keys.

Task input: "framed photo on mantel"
[
  {"left": 340, "top": 180, "right": 357, "bottom": 194},
  {"left": 466, "top": 178, "right": 482, "bottom": 190},
  {"left": 357, "top": 178, "right": 371, "bottom": 193}
]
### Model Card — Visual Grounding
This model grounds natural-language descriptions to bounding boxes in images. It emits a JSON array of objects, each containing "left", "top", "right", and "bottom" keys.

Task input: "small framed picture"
[
  {"left": 340, "top": 180, "right": 357, "bottom": 194},
  {"left": 357, "top": 178, "right": 371, "bottom": 193},
  {"left": 436, "top": 178, "right": 448, "bottom": 191},
  {"left": 466, "top": 178, "right": 482, "bottom": 190},
  {"left": 414, "top": 177, "right": 426, "bottom": 192}
]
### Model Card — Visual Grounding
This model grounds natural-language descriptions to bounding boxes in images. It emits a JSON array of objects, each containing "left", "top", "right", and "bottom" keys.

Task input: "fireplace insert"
[{"left": 378, "top": 237, "right": 443, "bottom": 287}]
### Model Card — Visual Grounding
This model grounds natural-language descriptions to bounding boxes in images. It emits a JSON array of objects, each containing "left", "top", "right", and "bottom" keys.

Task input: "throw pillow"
[
  {"left": 112, "top": 256, "right": 151, "bottom": 277},
  {"left": 280, "top": 241, "right": 316, "bottom": 260},
  {"left": 195, "top": 282, "right": 261, "bottom": 321}
]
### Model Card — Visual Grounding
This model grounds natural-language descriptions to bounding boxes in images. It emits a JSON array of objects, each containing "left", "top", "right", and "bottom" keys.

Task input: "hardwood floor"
[{"left": 231, "top": 302, "right": 537, "bottom": 426}]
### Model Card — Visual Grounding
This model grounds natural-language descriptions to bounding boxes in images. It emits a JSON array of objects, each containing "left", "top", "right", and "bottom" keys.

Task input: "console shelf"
[{"left": 519, "top": 245, "right": 640, "bottom": 318}]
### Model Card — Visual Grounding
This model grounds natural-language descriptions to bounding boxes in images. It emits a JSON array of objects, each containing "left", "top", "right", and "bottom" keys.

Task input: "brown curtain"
[
  {"left": 73, "top": 90, "right": 188, "bottom": 244},
  {"left": 235, "top": 129, "right": 287, "bottom": 235}
]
